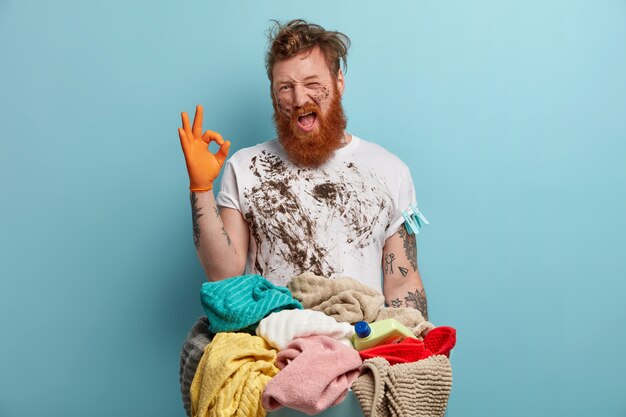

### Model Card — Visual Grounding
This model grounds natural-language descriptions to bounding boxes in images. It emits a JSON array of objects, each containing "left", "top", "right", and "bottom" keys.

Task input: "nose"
[{"left": 292, "top": 84, "right": 309, "bottom": 108}]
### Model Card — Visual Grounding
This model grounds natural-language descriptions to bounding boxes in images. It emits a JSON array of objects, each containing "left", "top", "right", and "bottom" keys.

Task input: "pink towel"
[{"left": 262, "top": 335, "right": 362, "bottom": 415}]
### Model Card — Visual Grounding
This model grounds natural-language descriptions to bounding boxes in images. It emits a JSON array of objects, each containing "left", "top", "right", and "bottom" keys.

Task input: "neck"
[{"left": 340, "top": 132, "right": 352, "bottom": 147}]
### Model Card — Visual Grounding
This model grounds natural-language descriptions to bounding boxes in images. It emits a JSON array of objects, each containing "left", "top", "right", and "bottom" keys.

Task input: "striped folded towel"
[{"left": 201, "top": 274, "right": 303, "bottom": 333}]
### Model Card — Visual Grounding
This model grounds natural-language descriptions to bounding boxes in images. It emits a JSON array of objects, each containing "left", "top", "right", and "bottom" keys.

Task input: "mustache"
[
  {"left": 278, "top": 103, "right": 321, "bottom": 121},
  {"left": 292, "top": 104, "right": 319, "bottom": 116}
]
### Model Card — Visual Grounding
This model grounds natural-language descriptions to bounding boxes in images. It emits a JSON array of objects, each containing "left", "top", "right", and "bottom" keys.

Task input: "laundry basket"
[
  {"left": 268, "top": 391, "right": 363, "bottom": 417},
  {"left": 180, "top": 317, "right": 452, "bottom": 417}
]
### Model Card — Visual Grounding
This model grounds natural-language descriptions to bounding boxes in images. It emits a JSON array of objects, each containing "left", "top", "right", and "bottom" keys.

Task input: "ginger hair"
[{"left": 265, "top": 19, "right": 351, "bottom": 83}]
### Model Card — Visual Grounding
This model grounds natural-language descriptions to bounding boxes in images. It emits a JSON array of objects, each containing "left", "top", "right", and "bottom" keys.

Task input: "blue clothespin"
[{"left": 402, "top": 204, "right": 430, "bottom": 235}]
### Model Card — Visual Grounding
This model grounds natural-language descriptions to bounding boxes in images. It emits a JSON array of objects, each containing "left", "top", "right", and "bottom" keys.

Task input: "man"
[{"left": 178, "top": 19, "right": 428, "bottom": 319}]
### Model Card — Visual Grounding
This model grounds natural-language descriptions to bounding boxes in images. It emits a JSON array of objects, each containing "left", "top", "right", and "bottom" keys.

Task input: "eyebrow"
[{"left": 275, "top": 75, "right": 322, "bottom": 85}]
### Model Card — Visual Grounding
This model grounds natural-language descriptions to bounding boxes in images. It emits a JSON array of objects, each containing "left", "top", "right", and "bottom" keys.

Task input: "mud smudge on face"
[
  {"left": 314, "top": 86, "right": 331, "bottom": 104},
  {"left": 274, "top": 95, "right": 291, "bottom": 118}
]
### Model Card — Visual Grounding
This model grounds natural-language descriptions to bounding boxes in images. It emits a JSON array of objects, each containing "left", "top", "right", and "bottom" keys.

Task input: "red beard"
[{"left": 273, "top": 88, "right": 347, "bottom": 168}]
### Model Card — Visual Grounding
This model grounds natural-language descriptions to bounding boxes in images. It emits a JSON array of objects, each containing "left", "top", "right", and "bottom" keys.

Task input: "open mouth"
[{"left": 296, "top": 111, "right": 317, "bottom": 132}]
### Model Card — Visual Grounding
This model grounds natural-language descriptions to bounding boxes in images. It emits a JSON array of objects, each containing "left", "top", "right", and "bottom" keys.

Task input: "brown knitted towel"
[
  {"left": 375, "top": 307, "right": 434, "bottom": 339},
  {"left": 180, "top": 317, "right": 214, "bottom": 417},
  {"left": 351, "top": 356, "right": 452, "bottom": 417},
  {"left": 287, "top": 272, "right": 385, "bottom": 323},
  {"left": 287, "top": 272, "right": 435, "bottom": 335}
]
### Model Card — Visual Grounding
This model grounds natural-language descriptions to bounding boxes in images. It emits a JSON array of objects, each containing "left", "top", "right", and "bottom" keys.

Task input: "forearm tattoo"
[
  {"left": 214, "top": 207, "right": 232, "bottom": 246},
  {"left": 398, "top": 226, "right": 418, "bottom": 271},
  {"left": 404, "top": 288, "right": 428, "bottom": 320},
  {"left": 190, "top": 192, "right": 203, "bottom": 249},
  {"left": 390, "top": 298, "right": 403, "bottom": 308}
]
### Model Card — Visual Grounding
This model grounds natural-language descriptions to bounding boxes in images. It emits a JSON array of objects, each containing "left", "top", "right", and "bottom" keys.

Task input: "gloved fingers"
[
  {"left": 178, "top": 128, "right": 189, "bottom": 149},
  {"left": 201, "top": 129, "right": 225, "bottom": 146},
  {"left": 192, "top": 105, "right": 203, "bottom": 138},
  {"left": 181, "top": 111, "right": 193, "bottom": 139},
  {"left": 216, "top": 141, "right": 231, "bottom": 165}
]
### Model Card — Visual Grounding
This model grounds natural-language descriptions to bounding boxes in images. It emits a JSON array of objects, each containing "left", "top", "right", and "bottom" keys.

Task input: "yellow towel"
[{"left": 190, "top": 332, "right": 279, "bottom": 417}]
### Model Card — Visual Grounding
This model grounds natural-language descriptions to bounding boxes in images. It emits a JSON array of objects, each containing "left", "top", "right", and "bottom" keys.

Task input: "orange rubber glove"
[{"left": 178, "top": 105, "right": 231, "bottom": 192}]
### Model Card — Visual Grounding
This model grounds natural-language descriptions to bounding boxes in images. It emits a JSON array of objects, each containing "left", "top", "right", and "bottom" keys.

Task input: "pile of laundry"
[{"left": 180, "top": 272, "right": 455, "bottom": 417}]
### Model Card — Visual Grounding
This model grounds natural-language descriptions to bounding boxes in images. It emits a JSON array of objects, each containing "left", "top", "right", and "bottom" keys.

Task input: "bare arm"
[
  {"left": 178, "top": 105, "right": 249, "bottom": 281},
  {"left": 190, "top": 191, "right": 249, "bottom": 281},
  {"left": 382, "top": 225, "right": 429, "bottom": 320}
]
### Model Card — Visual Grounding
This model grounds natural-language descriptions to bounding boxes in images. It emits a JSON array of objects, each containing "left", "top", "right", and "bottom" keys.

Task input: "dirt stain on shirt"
[{"left": 243, "top": 151, "right": 391, "bottom": 281}]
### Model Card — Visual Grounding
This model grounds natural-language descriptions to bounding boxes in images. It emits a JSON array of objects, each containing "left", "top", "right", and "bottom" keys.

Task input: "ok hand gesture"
[{"left": 178, "top": 105, "right": 231, "bottom": 192}]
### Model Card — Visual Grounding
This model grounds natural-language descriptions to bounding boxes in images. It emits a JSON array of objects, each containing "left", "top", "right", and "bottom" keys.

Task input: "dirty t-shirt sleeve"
[
  {"left": 385, "top": 167, "right": 418, "bottom": 240},
  {"left": 215, "top": 158, "right": 241, "bottom": 212}
]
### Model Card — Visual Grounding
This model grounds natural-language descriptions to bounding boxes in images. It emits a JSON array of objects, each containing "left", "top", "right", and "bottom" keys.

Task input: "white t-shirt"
[{"left": 216, "top": 135, "right": 417, "bottom": 292}]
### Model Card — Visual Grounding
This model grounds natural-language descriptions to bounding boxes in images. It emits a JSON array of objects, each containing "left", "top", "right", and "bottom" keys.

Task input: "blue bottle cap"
[{"left": 355, "top": 321, "right": 371, "bottom": 338}]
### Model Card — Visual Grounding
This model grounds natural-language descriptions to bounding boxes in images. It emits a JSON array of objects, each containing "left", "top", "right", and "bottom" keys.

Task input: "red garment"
[
  {"left": 358, "top": 326, "right": 456, "bottom": 365},
  {"left": 424, "top": 326, "right": 456, "bottom": 357}
]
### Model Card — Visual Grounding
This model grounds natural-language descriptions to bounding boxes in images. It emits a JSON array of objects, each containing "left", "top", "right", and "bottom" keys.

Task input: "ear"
[{"left": 336, "top": 69, "right": 345, "bottom": 96}]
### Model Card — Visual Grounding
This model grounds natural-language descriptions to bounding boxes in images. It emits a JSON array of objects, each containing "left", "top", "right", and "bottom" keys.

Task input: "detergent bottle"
[{"left": 351, "top": 318, "right": 417, "bottom": 351}]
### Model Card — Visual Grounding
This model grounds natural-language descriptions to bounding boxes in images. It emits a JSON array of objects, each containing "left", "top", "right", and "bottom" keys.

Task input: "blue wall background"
[{"left": 1, "top": 1, "right": 625, "bottom": 416}]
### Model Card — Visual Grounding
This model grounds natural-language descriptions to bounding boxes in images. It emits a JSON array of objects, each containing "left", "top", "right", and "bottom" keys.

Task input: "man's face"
[{"left": 271, "top": 46, "right": 347, "bottom": 167}]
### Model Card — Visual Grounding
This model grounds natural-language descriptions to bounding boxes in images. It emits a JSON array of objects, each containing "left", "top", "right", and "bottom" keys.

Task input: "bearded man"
[{"left": 178, "top": 19, "right": 428, "bottom": 319}]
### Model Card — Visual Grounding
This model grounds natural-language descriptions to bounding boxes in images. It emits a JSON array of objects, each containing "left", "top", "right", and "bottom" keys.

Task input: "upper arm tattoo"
[
  {"left": 397, "top": 225, "right": 417, "bottom": 271},
  {"left": 190, "top": 192, "right": 203, "bottom": 249},
  {"left": 384, "top": 253, "right": 396, "bottom": 274}
]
